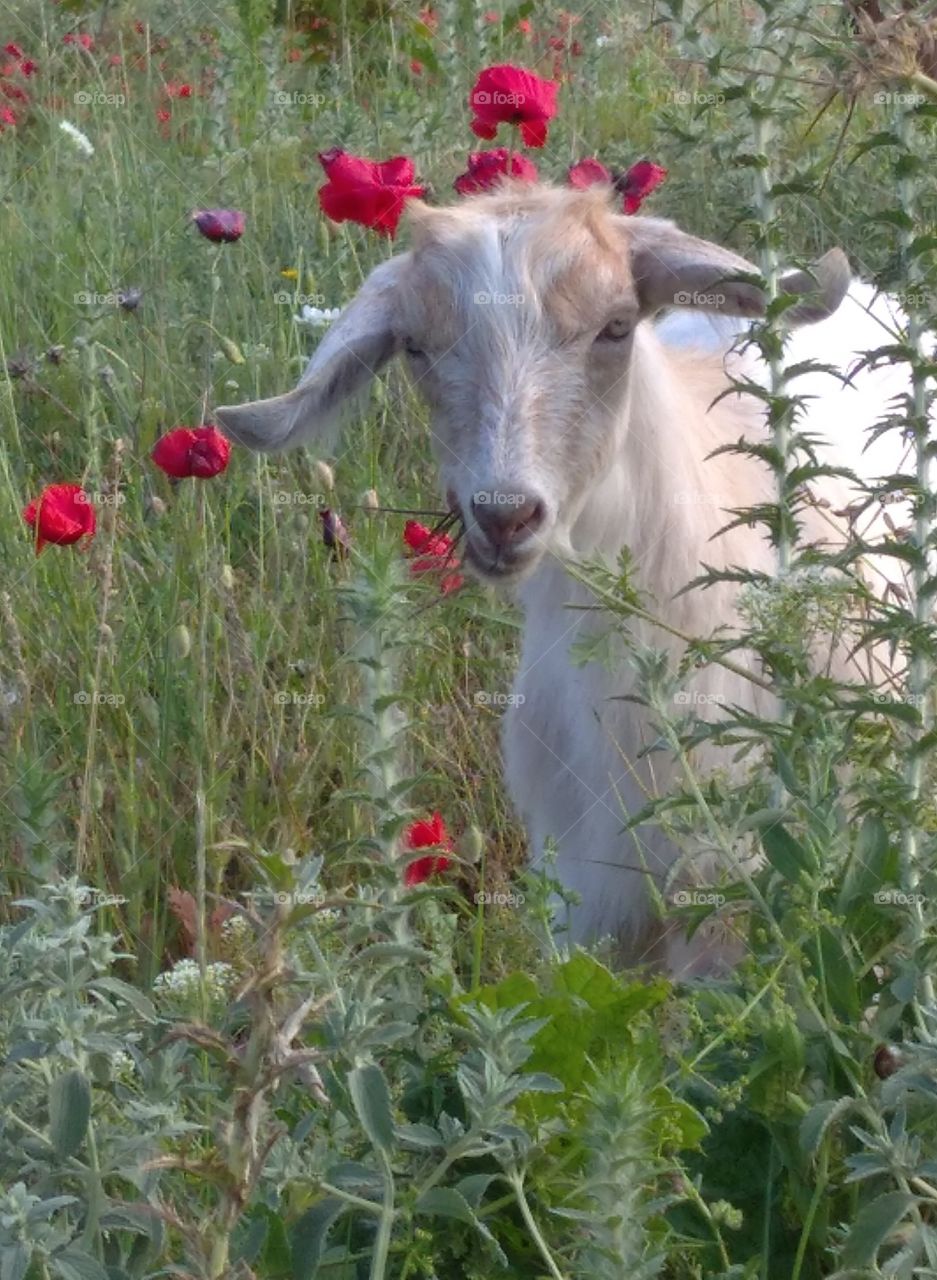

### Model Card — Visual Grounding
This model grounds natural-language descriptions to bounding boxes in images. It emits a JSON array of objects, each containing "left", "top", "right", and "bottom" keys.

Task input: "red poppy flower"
[
  {"left": 166, "top": 81, "right": 192, "bottom": 98},
  {"left": 18, "top": 58, "right": 37, "bottom": 76},
  {"left": 469, "top": 64, "right": 558, "bottom": 147},
  {"left": 418, "top": 6, "right": 438, "bottom": 29},
  {"left": 617, "top": 159, "right": 667, "bottom": 214},
  {"left": 567, "top": 157, "right": 612, "bottom": 188},
  {"left": 403, "top": 520, "right": 453, "bottom": 558},
  {"left": 317, "top": 148, "right": 426, "bottom": 239},
  {"left": 151, "top": 425, "right": 231, "bottom": 478},
  {"left": 155, "top": 108, "right": 171, "bottom": 125},
  {"left": 403, "top": 811, "right": 453, "bottom": 886},
  {"left": 22, "top": 483, "right": 96, "bottom": 552},
  {"left": 516, "top": 18, "right": 532, "bottom": 35},
  {"left": 0, "top": 105, "right": 16, "bottom": 127},
  {"left": 567, "top": 157, "right": 667, "bottom": 214},
  {"left": 454, "top": 147, "right": 538, "bottom": 196},
  {"left": 193, "top": 208, "right": 245, "bottom": 242},
  {"left": 403, "top": 521, "right": 464, "bottom": 594},
  {"left": 3, "top": 43, "right": 22, "bottom": 58},
  {"left": 63, "top": 33, "right": 94, "bottom": 50}
]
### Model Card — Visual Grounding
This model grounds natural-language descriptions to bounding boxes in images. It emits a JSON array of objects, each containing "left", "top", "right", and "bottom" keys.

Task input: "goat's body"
[
  {"left": 215, "top": 183, "right": 925, "bottom": 971},
  {"left": 504, "top": 282, "right": 913, "bottom": 961}
]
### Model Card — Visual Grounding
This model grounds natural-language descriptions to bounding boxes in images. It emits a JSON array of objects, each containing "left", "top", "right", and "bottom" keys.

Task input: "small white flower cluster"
[
  {"left": 153, "top": 958, "right": 237, "bottom": 1005},
  {"left": 295, "top": 305, "right": 341, "bottom": 328}
]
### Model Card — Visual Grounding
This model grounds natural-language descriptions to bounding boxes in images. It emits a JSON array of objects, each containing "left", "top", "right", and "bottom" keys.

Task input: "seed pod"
[
  {"left": 314, "top": 459, "right": 335, "bottom": 492},
  {"left": 148, "top": 495, "right": 168, "bottom": 517},
  {"left": 169, "top": 624, "right": 192, "bottom": 660},
  {"left": 220, "top": 563, "right": 235, "bottom": 590},
  {"left": 219, "top": 336, "right": 245, "bottom": 365},
  {"left": 360, "top": 488, "right": 379, "bottom": 514}
]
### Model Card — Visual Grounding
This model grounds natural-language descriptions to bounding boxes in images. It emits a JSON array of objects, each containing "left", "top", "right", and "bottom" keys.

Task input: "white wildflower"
[
  {"left": 595, "top": 34, "right": 613, "bottom": 47},
  {"left": 295, "top": 305, "right": 341, "bottom": 328},
  {"left": 153, "top": 958, "right": 236, "bottom": 1003},
  {"left": 59, "top": 120, "right": 95, "bottom": 157}
]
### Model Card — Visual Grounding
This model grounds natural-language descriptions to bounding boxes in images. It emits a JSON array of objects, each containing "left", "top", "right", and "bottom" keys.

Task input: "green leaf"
[
  {"left": 414, "top": 1188, "right": 507, "bottom": 1266},
  {"left": 1, "top": 1245, "right": 30, "bottom": 1280},
  {"left": 760, "top": 822, "right": 814, "bottom": 880},
  {"left": 291, "top": 1198, "right": 346, "bottom": 1280},
  {"left": 49, "top": 1070, "right": 92, "bottom": 1160},
  {"left": 347, "top": 1064, "right": 395, "bottom": 1156},
  {"left": 841, "top": 1191, "right": 918, "bottom": 1267},
  {"left": 51, "top": 1249, "right": 109, "bottom": 1280},
  {"left": 395, "top": 1123, "right": 443, "bottom": 1150},
  {"left": 800, "top": 1097, "right": 853, "bottom": 1157},
  {"left": 91, "top": 976, "right": 158, "bottom": 1023}
]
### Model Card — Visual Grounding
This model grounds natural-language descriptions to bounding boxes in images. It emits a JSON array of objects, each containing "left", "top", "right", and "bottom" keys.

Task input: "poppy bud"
[
  {"left": 458, "top": 825, "right": 485, "bottom": 864},
  {"left": 148, "top": 494, "right": 168, "bottom": 517},
  {"left": 360, "top": 488, "right": 379, "bottom": 514}
]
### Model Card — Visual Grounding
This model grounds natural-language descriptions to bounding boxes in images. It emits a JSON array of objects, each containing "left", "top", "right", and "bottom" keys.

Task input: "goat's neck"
[{"left": 523, "top": 326, "right": 770, "bottom": 631}]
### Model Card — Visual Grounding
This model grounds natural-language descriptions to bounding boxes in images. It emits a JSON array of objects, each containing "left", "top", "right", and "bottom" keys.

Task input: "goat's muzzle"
[{"left": 463, "top": 487, "right": 548, "bottom": 580}]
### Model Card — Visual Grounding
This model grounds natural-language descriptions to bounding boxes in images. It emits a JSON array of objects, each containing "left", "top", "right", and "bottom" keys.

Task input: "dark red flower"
[
  {"left": 468, "top": 64, "right": 558, "bottom": 148},
  {"left": 403, "top": 811, "right": 453, "bottom": 886},
  {"left": 63, "top": 33, "right": 94, "bottom": 50},
  {"left": 3, "top": 42, "right": 22, "bottom": 57},
  {"left": 616, "top": 160, "right": 667, "bottom": 214},
  {"left": 18, "top": 57, "right": 37, "bottom": 76},
  {"left": 151, "top": 425, "right": 231, "bottom": 478},
  {"left": 317, "top": 148, "right": 426, "bottom": 239},
  {"left": 454, "top": 147, "right": 538, "bottom": 196},
  {"left": 23, "top": 483, "right": 96, "bottom": 552},
  {"left": 166, "top": 81, "right": 193, "bottom": 98},
  {"left": 0, "top": 105, "right": 16, "bottom": 127},
  {"left": 193, "top": 208, "right": 245, "bottom": 242},
  {"left": 567, "top": 157, "right": 612, "bottom": 188},
  {"left": 319, "top": 507, "right": 350, "bottom": 557}
]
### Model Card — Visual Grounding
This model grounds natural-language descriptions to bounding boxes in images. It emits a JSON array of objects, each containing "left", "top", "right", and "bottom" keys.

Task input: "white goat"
[{"left": 216, "top": 184, "right": 917, "bottom": 972}]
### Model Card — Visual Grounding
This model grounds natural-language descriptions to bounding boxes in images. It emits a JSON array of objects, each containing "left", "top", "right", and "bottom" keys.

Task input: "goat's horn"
[{"left": 779, "top": 247, "right": 851, "bottom": 325}]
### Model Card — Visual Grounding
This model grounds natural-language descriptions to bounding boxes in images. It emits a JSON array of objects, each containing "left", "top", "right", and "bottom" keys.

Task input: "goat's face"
[
  {"left": 215, "top": 185, "right": 849, "bottom": 585},
  {"left": 394, "top": 193, "right": 643, "bottom": 580}
]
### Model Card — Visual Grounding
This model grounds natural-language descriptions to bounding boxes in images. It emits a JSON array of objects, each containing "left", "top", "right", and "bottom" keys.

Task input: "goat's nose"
[{"left": 471, "top": 490, "right": 546, "bottom": 548}]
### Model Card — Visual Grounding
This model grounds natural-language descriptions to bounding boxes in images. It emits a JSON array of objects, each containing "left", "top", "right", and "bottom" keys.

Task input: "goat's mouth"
[{"left": 463, "top": 538, "right": 542, "bottom": 584}]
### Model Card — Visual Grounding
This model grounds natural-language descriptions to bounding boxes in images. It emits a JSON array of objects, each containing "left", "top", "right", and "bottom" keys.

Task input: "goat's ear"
[
  {"left": 214, "top": 255, "right": 407, "bottom": 453},
  {"left": 626, "top": 219, "right": 850, "bottom": 325}
]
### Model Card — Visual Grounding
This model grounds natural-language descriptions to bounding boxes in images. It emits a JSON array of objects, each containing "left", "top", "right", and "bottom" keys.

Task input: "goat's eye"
[{"left": 596, "top": 317, "right": 632, "bottom": 343}]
